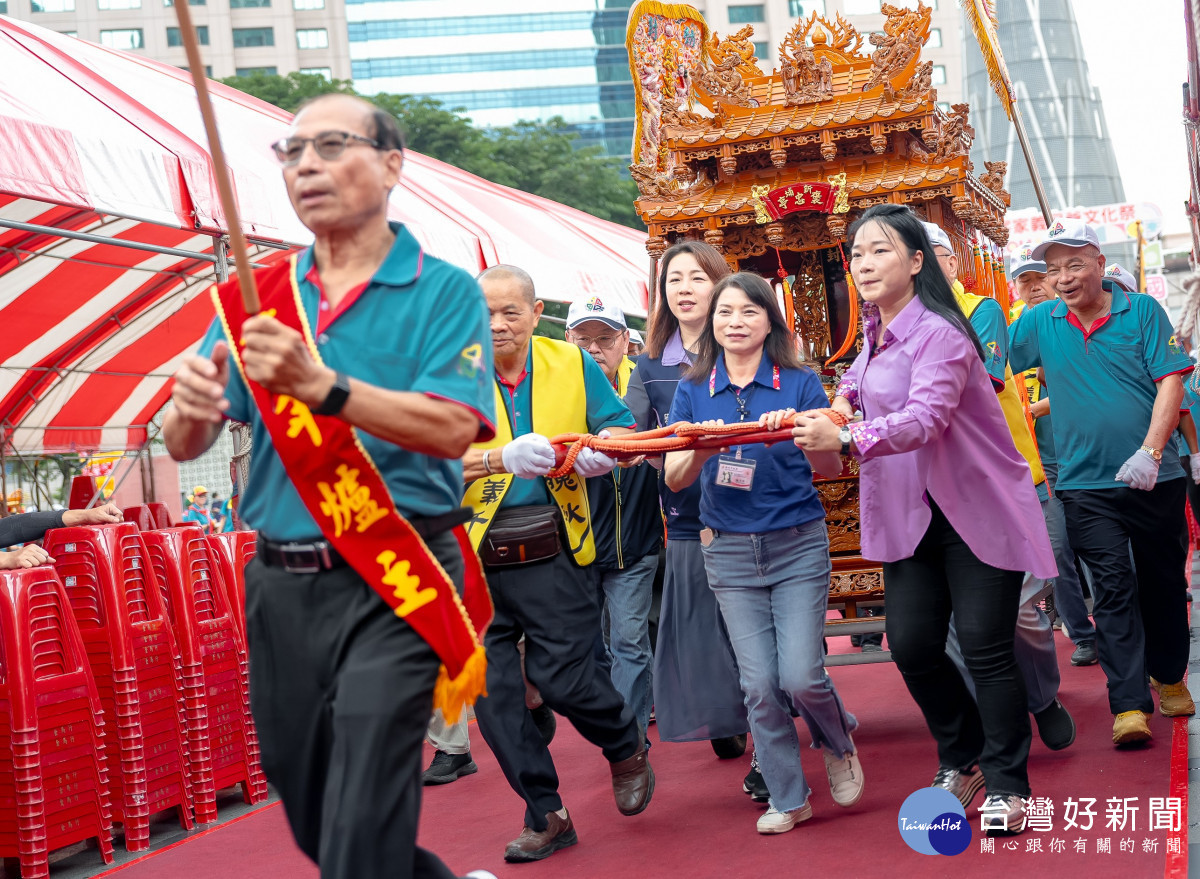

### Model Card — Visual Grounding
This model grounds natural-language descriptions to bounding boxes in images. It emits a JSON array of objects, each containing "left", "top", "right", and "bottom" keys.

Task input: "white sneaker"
[
  {"left": 823, "top": 748, "right": 865, "bottom": 807},
  {"left": 756, "top": 801, "right": 813, "bottom": 834}
]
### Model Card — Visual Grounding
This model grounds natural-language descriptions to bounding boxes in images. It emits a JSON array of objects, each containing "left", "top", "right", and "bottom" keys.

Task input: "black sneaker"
[
  {"left": 530, "top": 704, "right": 557, "bottom": 745},
  {"left": 742, "top": 753, "right": 770, "bottom": 803},
  {"left": 1070, "top": 640, "right": 1098, "bottom": 666},
  {"left": 422, "top": 750, "right": 478, "bottom": 785},
  {"left": 1033, "top": 698, "right": 1076, "bottom": 751},
  {"left": 711, "top": 734, "right": 747, "bottom": 759}
]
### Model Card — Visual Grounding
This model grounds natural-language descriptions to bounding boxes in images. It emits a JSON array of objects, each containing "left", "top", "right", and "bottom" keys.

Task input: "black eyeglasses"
[{"left": 271, "top": 130, "right": 381, "bottom": 166}]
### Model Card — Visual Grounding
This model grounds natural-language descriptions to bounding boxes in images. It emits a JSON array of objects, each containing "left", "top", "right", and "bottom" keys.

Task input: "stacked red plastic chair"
[
  {"left": 142, "top": 527, "right": 266, "bottom": 823},
  {"left": 0, "top": 566, "right": 114, "bottom": 878},
  {"left": 205, "top": 531, "right": 257, "bottom": 641},
  {"left": 121, "top": 505, "right": 155, "bottom": 532},
  {"left": 43, "top": 523, "right": 193, "bottom": 851}
]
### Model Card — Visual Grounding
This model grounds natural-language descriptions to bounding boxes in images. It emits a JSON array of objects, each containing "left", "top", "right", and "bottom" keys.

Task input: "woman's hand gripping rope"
[{"left": 547, "top": 408, "right": 850, "bottom": 478}]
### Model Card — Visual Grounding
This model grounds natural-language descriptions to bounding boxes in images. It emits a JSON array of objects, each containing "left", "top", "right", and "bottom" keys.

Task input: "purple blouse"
[{"left": 836, "top": 296, "right": 1056, "bottom": 578}]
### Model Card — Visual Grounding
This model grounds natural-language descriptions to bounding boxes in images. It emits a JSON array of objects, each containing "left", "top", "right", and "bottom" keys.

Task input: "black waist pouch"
[{"left": 480, "top": 504, "right": 562, "bottom": 567}]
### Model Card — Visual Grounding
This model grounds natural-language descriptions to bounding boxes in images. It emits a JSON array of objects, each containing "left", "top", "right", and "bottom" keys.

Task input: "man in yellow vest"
[
  {"left": 923, "top": 222, "right": 1077, "bottom": 752},
  {"left": 463, "top": 266, "right": 653, "bottom": 864}
]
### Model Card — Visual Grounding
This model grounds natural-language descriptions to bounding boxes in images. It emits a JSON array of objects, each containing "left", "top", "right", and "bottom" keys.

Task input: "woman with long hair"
[
  {"left": 792, "top": 204, "right": 1056, "bottom": 835},
  {"left": 664, "top": 272, "right": 862, "bottom": 834},
  {"left": 624, "top": 242, "right": 752, "bottom": 768}
]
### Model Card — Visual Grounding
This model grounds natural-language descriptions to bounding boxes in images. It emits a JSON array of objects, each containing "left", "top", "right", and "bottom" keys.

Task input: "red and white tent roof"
[{"left": 0, "top": 15, "right": 650, "bottom": 455}]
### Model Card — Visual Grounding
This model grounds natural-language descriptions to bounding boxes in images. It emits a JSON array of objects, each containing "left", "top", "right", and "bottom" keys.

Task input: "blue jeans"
[
  {"left": 702, "top": 519, "right": 857, "bottom": 813},
  {"left": 1043, "top": 465, "right": 1096, "bottom": 644},
  {"left": 595, "top": 553, "right": 657, "bottom": 734}
]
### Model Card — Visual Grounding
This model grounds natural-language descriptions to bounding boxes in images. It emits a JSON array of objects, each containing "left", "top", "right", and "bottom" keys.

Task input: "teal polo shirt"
[
  {"left": 498, "top": 343, "right": 635, "bottom": 508},
  {"left": 967, "top": 296, "right": 1009, "bottom": 390},
  {"left": 198, "top": 223, "right": 495, "bottom": 540},
  {"left": 1009, "top": 281, "right": 1192, "bottom": 490}
]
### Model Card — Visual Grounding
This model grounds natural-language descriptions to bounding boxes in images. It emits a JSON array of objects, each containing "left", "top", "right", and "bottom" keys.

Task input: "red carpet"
[{"left": 102, "top": 629, "right": 1179, "bottom": 879}]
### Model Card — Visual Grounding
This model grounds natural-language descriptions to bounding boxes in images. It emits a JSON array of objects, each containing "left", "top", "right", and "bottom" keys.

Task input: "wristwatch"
[
  {"left": 838, "top": 425, "right": 853, "bottom": 457},
  {"left": 312, "top": 370, "right": 351, "bottom": 416},
  {"left": 1139, "top": 444, "right": 1162, "bottom": 461}
]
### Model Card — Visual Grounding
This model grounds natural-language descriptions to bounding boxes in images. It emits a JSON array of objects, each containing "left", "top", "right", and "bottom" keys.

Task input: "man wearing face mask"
[
  {"left": 462, "top": 267, "right": 654, "bottom": 864},
  {"left": 565, "top": 297, "right": 662, "bottom": 741},
  {"left": 1010, "top": 220, "right": 1194, "bottom": 746}
]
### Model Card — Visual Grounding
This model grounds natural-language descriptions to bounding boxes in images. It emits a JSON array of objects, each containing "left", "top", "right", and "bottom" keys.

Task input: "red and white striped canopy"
[{"left": 0, "top": 16, "right": 650, "bottom": 455}]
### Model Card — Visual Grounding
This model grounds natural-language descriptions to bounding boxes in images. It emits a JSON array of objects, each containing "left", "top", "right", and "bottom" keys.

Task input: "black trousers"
[
  {"left": 474, "top": 550, "right": 641, "bottom": 832},
  {"left": 1058, "top": 479, "right": 1190, "bottom": 713},
  {"left": 245, "top": 532, "right": 462, "bottom": 879},
  {"left": 883, "top": 503, "right": 1030, "bottom": 797},
  {"left": 1181, "top": 455, "right": 1200, "bottom": 525}
]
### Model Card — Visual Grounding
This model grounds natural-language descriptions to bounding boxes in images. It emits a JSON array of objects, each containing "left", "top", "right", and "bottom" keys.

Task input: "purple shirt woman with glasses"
[{"left": 792, "top": 204, "right": 1055, "bottom": 838}]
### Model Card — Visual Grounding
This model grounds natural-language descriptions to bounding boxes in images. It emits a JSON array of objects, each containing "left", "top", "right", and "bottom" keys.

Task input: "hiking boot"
[
  {"left": 756, "top": 801, "right": 812, "bottom": 834},
  {"left": 422, "top": 750, "right": 477, "bottom": 785},
  {"left": 1033, "top": 699, "right": 1076, "bottom": 751},
  {"left": 823, "top": 746, "right": 865, "bottom": 807},
  {"left": 931, "top": 763, "right": 985, "bottom": 808},
  {"left": 1151, "top": 678, "right": 1196, "bottom": 717},
  {"left": 743, "top": 752, "right": 769, "bottom": 803},
  {"left": 980, "top": 793, "right": 1026, "bottom": 835},
  {"left": 1112, "top": 710, "right": 1152, "bottom": 746},
  {"left": 1070, "top": 640, "right": 1098, "bottom": 666}
]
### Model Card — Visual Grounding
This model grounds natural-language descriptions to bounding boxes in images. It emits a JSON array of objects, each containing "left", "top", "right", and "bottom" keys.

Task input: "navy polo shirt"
[
  {"left": 199, "top": 222, "right": 495, "bottom": 540},
  {"left": 668, "top": 353, "right": 828, "bottom": 533},
  {"left": 497, "top": 344, "right": 635, "bottom": 508},
  {"left": 1009, "top": 281, "right": 1193, "bottom": 490}
]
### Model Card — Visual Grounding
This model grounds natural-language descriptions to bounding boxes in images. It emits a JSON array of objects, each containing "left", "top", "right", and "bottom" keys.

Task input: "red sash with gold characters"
[{"left": 211, "top": 257, "right": 491, "bottom": 722}]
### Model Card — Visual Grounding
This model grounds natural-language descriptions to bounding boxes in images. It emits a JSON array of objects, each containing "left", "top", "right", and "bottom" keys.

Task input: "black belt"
[{"left": 258, "top": 507, "right": 473, "bottom": 574}]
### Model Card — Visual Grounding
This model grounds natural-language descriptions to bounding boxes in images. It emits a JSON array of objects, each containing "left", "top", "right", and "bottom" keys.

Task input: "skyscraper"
[{"left": 963, "top": 0, "right": 1124, "bottom": 212}]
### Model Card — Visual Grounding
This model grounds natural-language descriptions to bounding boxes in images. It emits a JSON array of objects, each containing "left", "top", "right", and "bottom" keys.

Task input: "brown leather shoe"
[
  {"left": 503, "top": 811, "right": 578, "bottom": 863},
  {"left": 609, "top": 742, "right": 654, "bottom": 816}
]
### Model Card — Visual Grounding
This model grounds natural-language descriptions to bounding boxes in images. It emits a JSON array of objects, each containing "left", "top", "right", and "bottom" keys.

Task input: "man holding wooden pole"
[{"left": 164, "top": 94, "right": 497, "bottom": 879}]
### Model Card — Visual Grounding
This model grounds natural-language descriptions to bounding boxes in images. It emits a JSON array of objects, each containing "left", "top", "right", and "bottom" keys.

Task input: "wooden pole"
[
  {"left": 1010, "top": 101, "right": 1055, "bottom": 227},
  {"left": 171, "top": 0, "right": 260, "bottom": 313}
]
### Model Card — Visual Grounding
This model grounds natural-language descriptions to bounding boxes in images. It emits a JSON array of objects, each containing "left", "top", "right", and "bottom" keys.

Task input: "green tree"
[
  {"left": 220, "top": 71, "right": 355, "bottom": 113},
  {"left": 220, "top": 74, "right": 644, "bottom": 230}
]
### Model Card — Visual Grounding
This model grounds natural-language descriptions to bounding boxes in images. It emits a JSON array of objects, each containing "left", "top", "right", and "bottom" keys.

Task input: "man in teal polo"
[
  {"left": 1010, "top": 219, "right": 1194, "bottom": 747},
  {"left": 164, "top": 94, "right": 496, "bottom": 879}
]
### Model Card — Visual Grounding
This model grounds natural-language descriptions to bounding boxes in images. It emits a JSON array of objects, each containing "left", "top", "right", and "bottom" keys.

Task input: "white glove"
[
  {"left": 501, "top": 433, "right": 556, "bottom": 479},
  {"left": 1115, "top": 449, "right": 1160, "bottom": 491},
  {"left": 573, "top": 430, "right": 619, "bottom": 478},
  {"left": 1190, "top": 455, "right": 1200, "bottom": 484}
]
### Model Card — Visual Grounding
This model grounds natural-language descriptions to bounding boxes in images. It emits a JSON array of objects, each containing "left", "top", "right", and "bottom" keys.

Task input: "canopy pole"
[
  {"left": 172, "top": 0, "right": 260, "bottom": 313},
  {"left": 214, "top": 235, "right": 230, "bottom": 283}
]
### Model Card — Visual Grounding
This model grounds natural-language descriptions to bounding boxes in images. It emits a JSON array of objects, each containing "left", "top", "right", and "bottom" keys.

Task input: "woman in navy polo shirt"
[{"left": 664, "top": 272, "right": 863, "bottom": 835}]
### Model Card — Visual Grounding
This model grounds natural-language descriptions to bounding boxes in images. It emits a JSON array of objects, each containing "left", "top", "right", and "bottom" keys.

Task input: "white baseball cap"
[
  {"left": 1103, "top": 263, "right": 1138, "bottom": 293},
  {"left": 567, "top": 295, "right": 627, "bottom": 332},
  {"left": 1009, "top": 242, "right": 1047, "bottom": 279},
  {"left": 1031, "top": 218, "right": 1101, "bottom": 260},
  {"left": 921, "top": 221, "right": 954, "bottom": 254},
  {"left": 628, "top": 328, "right": 644, "bottom": 345}
]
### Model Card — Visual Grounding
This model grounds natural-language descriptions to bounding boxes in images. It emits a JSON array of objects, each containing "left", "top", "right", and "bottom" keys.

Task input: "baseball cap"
[
  {"left": 628, "top": 328, "right": 644, "bottom": 345},
  {"left": 1103, "top": 263, "right": 1138, "bottom": 293},
  {"left": 567, "top": 295, "right": 627, "bottom": 332},
  {"left": 1009, "top": 243, "right": 1047, "bottom": 279},
  {"left": 921, "top": 221, "right": 954, "bottom": 254},
  {"left": 1030, "top": 218, "right": 1101, "bottom": 260},
  {"left": 192, "top": 485, "right": 208, "bottom": 495}
]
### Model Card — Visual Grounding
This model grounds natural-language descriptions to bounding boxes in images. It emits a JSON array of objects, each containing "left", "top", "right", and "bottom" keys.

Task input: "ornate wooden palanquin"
[{"left": 626, "top": 1, "right": 1012, "bottom": 663}]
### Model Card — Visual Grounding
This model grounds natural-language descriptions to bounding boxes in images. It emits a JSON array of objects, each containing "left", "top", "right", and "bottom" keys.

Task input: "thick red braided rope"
[{"left": 548, "top": 408, "right": 850, "bottom": 478}]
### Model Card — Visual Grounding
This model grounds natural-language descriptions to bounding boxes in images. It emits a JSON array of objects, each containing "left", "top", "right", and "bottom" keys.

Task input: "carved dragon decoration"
[
  {"left": 694, "top": 25, "right": 761, "bottom": 107},
  {"left": 860, "top": 2, "right": 932, "bottom": 93}
]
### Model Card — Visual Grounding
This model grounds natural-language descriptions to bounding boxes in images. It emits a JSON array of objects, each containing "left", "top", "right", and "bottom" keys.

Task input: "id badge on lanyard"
[{"left": 715, "top": 451, "right": 756, "bottom": 491}]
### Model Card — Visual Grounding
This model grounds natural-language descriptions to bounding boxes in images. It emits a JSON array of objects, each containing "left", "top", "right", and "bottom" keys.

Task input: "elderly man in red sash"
[{"left": 164, "top": 95, "right": 496, "bottom": 879}]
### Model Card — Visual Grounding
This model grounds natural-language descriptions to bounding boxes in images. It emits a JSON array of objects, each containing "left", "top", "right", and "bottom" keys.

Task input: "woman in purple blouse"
[{"left": 792, "top": 204, "right": 1057, "bottom": 836}]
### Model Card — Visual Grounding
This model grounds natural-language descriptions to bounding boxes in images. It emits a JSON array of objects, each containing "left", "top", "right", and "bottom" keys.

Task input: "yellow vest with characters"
[
  {"left": 463, "top": 336, "right": 597, "bottom": 565},
  {"left": 954, "top": 286, "right": 1045, "bottom": 487}
]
